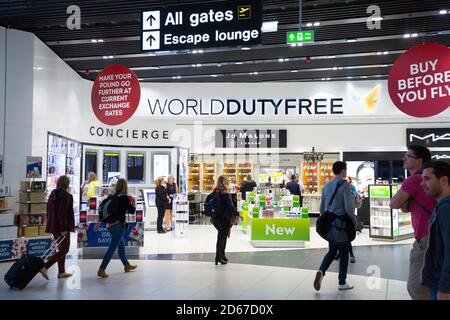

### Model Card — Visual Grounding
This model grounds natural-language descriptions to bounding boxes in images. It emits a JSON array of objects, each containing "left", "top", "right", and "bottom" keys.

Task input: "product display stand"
[
  {"left": 172, "top": 194, "right": 189, "bottom": 238},
  {"left": 0, "top": 185, "right": 20, "bottom": 262}
]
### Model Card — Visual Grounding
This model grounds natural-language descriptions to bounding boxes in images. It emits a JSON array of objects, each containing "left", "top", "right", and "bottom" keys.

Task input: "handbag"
[{"left": 316, "top": 180, "right": 347, "bottom": 241}]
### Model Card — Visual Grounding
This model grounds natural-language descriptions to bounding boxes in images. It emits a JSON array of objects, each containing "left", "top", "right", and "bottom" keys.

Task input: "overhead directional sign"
[
  {"left": 141, "top": 0, "right": 262, "bottom": 52},
  {"left": 286, "top": 30, "right": 314, "bottom": 44}
]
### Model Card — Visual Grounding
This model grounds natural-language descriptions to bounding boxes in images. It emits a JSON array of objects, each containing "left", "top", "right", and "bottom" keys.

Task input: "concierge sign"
[
  {"left": 388, "top": 43, "right": 450, "bottom": 118},
  {"left": 91, "top": 64, "right": 141, "bottom": 126},
  {"left": 141, "top": 0, "right": 262, "bottom": 51}
]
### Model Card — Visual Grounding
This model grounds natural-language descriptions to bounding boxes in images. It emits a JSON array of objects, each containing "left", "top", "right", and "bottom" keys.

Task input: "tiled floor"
[{"left": 0, "top": 260, "right": 410, "bottom": 300}]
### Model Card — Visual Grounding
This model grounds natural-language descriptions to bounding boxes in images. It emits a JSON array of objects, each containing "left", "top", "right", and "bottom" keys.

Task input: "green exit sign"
[{"left": 286, "top": 30, "right": 314, "bottom": 43}]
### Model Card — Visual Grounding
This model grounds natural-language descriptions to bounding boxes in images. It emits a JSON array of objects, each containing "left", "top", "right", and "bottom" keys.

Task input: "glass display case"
[
  {"left": 369, "top": 184, "right": 414, "bottom": 240},
  {"left": 202, "top": 163, "right": 215, "bottom": 192},
  {"left": 188, "top": 163, "right": 200, "bottom": 191}
]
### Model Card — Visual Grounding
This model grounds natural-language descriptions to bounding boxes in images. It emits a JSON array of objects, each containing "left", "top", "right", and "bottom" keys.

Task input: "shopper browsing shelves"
[
  {"left": 96, "top": 178, "right": 137, "bottom": 278},
  {"left": 420, "top": 161, "right": 450, "bottom": 300},
  {"left": 390, "top": 145, "right": 437, "bottom": 300},
  {"left": 239, "top": 174, "right": 257, "bottom": 201}
]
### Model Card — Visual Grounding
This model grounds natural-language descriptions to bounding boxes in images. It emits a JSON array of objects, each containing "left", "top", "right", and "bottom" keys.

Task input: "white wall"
[
  {"left": 3, "top": 29, "right": 35, "bottom": 195},
  {"left": 0, "top": 27, "right": 5, "bottom": 184}
]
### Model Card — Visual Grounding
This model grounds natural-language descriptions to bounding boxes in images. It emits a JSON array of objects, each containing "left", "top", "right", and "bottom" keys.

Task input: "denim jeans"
[
  {"left": 319, "top": 242, "right": 350, "bottom": 285},
  {"left": 429, "top": 288, "right": 438, "bottom": 300},
  {"left": 100, "top": 222, "right": 129, "bottom": 270}
]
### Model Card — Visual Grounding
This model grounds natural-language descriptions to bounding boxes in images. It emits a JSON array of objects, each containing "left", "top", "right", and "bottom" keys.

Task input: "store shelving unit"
[
  {"left": 17, "top": 181, "right": 50, "bottom": 238},
  {"left": 0, "top": 187, "right": 19, "bottom": 261},
  {"left": 202, "top": 163, "right": 215, "bottom": 192},
  {"left": 173, "top": 195, "right": 189, "bottom": 237},
  {"left": 222, "top": 163, "right": 237, "bottom": 180},
  {"left": 188, "top": 163, "right": 201, "bottom": 191},
  {"left": 318, "top": 162, "right": 334, "bottom": 192},
  {"left": 369, "top": 184, "right": 413, "bottom": 240},
  {"left": 302, "top": 162, "right": 319, "bottom": 194},
  {"left": 237, "top": 163, "right": 253, "bottom": 185}
]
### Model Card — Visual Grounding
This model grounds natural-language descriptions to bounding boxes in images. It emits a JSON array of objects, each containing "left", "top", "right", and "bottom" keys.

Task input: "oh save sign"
[{"left": 388, "top": 43, "right": 450, "bottom": 118}]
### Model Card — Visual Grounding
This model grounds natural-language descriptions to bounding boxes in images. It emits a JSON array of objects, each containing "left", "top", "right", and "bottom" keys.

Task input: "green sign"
[
  {"left": 251, "top": 218, "right": 310, "bottom": 241},
  {"left": 286, "top": 30, "right": 314, "bottom": 43},
  {"left": 370, "top": 186, "right": 390, "bottom": 198}
]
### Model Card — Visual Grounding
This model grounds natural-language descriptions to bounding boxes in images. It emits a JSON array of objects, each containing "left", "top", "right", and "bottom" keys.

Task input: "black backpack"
[
  {"left": 204, "top": 191, "right": 223, "bottom": 218},
  {"left": 98, "top": 194, "right": 121, "bottom": 223},
  {"left": 316, "top": 180, "right": 356, "bottom": 242}
]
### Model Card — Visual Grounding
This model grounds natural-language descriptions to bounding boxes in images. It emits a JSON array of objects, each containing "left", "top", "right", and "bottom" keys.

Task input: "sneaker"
[
  {"left": 338, "top": 282, "right": 354, "bottom": 290},
  {"left": 313, "top": 271, "right": 324, "bottom": 291},
  {"left": 350, "top": 256, "right": 356, "bottom": 263}
]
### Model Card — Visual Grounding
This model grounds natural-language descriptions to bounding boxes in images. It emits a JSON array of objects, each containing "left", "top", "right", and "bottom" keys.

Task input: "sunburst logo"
[{"left": 364, "top": 84, "right": 381, "bottom": 112}]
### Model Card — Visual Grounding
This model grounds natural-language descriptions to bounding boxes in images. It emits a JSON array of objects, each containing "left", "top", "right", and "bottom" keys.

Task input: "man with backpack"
[{"left": 314, "top": 161, "right": 356, "bottom": 291}]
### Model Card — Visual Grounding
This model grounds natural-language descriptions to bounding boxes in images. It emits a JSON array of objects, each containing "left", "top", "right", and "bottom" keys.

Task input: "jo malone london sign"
[{"left": 215, "top": 129, "right": 287, "bottom": 148}]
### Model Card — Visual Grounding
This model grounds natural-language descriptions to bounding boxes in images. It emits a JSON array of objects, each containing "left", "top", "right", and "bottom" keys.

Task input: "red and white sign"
[
  {"left": 388, "top": 42, "right": 450, "bottom": 118},
  {"left": 91, "top": 64, "right": 141, "bottom": 125}
]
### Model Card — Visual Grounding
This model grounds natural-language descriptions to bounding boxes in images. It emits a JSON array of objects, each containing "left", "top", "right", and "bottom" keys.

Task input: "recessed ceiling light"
[
  {"left": 361, "top": 76, "right": 368, "bottom": 79},
  {"left": 291, "top": 70, "right": 298, "bottom": 73},
  {"left": 371, "top": 17, "right": 383, "bottom": 21},
  {"left": 97, "top": 39, "right": 104, "bottom": 43},
  {"left": 235, "top": 62, "right": 244, "bottom": 65},
  {"left": 138, "top": 78, "right": 144, "bottom": 81},
  {"left": 404, "top": 34, "right": 411, "bottom": 38},
  {"left": 383, "top": 51, "right": 389, "bottom": 55},
  {"left": 91, "top": 39, "right": 98, "bottom": 43},
  {"left": 411, "top": 33, "right": 418, "bottom": 37},
  {"left": 198, "top": 50, "right": 204, "bottom": 53},
  {"left": 210, "top": 74, "right": 218, "bottom": 77},
  {"left": 102, "top": 56, "right": 108, "bottom": 59},
  {"left": 347, "top": 76, "right": 353, "bottom": 79},
  {"left": 192, "top": 50, "right": 198, "bottom": 54},
  {"left": 321, "top": 78, "right": 326, "bottom": 81},
  {"left": 338, "top": 67, "right": 344, "bottom": 70},
  {"left": 333, "top": 67, "right": 338, "bottom": 70},
  {"left": 326, "top": 77, "right": 331, "bottom": 80},
  {"left": 346, "top": 39, "right": 357, "bottom": 42},
  {"left": 377, "top": 52, "right": 382, "bottom": 55},
  {"left": 33, "top": 67, "right": 43, "bottom": 70},
  {"left": 328, "top": 56, "right": 336, "bottom": 59},
  {"left": 109, "top": 56, "right": 114, "bottom": 59},
  {"left": 313, "top": 22, "right": 320, "bottom": 26},
  {"left": 439, "top": 9, "right": 448, "bottom": 14},
  {"left": 290, "top": 43, "right": 297, "bottom": 47},
  {"left": 241, "top": 47, "right": 251, "bottom": 50},
  {"left": 306, "top": 23, "right": 313, "bottom": 27}
]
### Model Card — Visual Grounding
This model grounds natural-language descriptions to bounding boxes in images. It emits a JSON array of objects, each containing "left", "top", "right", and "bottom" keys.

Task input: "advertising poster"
[
  {"left": 26, "top": 156, "right": 43, "bottom": 178},
  {"left": 0, "top": 239, "right": 20, "bottom": 261},
  {"left": 153, "top": 154, "right": 169, "bottom": 180},
  {"left": 21, "top": 237, "right": 53, "bottom": 257},
  {"left": 76, "top": 222, "right": 144, "bottom": 248},
  {"left": 259, "top": 168, "right": 286, "bottom": 184}
]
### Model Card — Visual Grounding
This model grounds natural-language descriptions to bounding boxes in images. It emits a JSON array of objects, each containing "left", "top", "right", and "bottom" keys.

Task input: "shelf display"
[
  {"left": 302, "top": 162, "right": 319, "bottom": 194},
  {"left": 237, "top": 163, "right": 253, "bottom": 185},
  {"left": 172, "top": 194, "right": 189, "bottom": 237},
  {"left": 238, "top": 191, "right": 310, "bottom": 247},
  {"left": 318, "top": 162, "right": 334, "bottom": 192},
  {"left": 222, "top": 163, "right": 237, "bottom": 180},
  {"left": 369, "top": 184, "right": 414, "bottom": 240},
  {"left": 188, "top": 163, "right": 200, "bottom": 191},
  {"left": 0, "top": 184, "right": 18, "bottom": 261},
  {"left": 202, "top": 163, "right": 215, "bottom": 192},
  {"left": 17, "top": 181, "right": 51, "bottom": 238}
]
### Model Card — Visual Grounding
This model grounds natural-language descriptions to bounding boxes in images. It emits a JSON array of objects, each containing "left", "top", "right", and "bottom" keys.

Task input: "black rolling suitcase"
[{"left": 4, "top": 235, "right": 65, "bottom": 290}]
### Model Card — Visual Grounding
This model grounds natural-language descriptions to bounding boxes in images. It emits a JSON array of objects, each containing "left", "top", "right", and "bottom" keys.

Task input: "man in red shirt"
[{"left": 390, "top": 145, "right": 437, "bottom": 300}]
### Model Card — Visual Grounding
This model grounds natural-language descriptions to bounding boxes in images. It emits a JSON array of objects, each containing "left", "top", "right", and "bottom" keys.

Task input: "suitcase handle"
[{"left": 40, "top": 234, "right": 66, "bottom": 262}]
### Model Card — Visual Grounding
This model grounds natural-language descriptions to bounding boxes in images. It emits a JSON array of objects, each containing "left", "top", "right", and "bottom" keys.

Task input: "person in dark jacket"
[
  {"left": 239, "top": 174, "right": 257, "bottom": 200},
  {"left": 286, "top": 174, "right": 303, "bottom": 206},
  {"left": 39, "top": 175, "right": 75, "bottom": 280},
  {"left": 421, "top": 161, "right": 450, "bottom": 300},
  {"left": 96, "top": 178, "right": 137, "bottom": 278},
  {"left": 212, "top": 175, "right": 238, "bottom": 265},
  {"left": 155, "top": 176, "right": 169, "bottom": 234}
]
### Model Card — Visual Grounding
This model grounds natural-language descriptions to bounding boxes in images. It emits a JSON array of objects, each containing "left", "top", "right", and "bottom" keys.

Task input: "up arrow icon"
[
  {"left": 289, "top": 33, "right": 295, "bottom": 41},
  {"left": 143, "top": 10, "right": 160, "bottom": 30},
  {"left": 142, "top": 31, "right": 160, "bottom": 50}
]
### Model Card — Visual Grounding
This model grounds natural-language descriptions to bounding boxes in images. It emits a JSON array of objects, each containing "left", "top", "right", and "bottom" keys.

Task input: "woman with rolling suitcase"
[{"left": 39, "top": 175, "right": 75, "bottom": 280}]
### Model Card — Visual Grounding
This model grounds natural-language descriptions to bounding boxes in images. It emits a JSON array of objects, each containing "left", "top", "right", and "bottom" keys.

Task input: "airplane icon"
[{"left": 237, "top": 5, "right": 251, "bottom": 19}]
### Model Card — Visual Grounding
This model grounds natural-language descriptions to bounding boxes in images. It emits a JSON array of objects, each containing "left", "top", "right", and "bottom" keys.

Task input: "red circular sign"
[
  {"left": 388, "top": 42, "right": 450, "bottom": 117},
  {"left": 91, "top": 64, "right": 141, "bottom": 125}
]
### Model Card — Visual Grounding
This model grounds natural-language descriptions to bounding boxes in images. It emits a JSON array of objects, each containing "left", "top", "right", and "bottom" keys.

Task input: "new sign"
[
  {"left": 251, "top": 218, "right": 310, "bottom": 241},
  {"left": 407, "top": 128, "right": 450, "bottom": 148},
  {"left": 215, "top": 129, "right": 287, "bottom": 148},
  {"left": 141, "top": 0, "right": 262, "bottom": 51}
]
